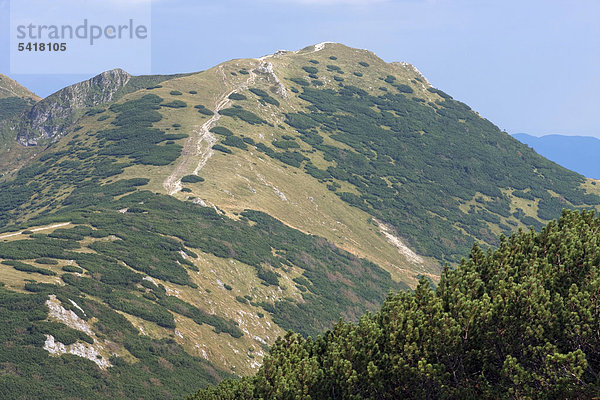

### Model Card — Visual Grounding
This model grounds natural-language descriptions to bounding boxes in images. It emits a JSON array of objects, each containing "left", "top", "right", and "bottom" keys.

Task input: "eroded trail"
[
  {"left": 163, "top": 67, "right": 257, "bottom": 195},
  {"left": 0, "top": 222, "right": 71, "bottom": 240}
]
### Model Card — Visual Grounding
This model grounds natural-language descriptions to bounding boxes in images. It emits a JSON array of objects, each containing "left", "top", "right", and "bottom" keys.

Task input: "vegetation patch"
[
  {"left": 280, "top": 84, "right": 597, "bottom": 261},
  {"left": 194, "top": 104, "right": 214, "bottom": 115},
  {"left": 302, "top": 66, "right": 318, "bottom": 75},
  {"left": 289, "top": 77, "right": 309, "bottom": 87},
  {"left": 181, "top": 175, "right": 205, "bottom": 183},
  {"left": 97, "top": 94, "right": 183, "bottom": 166},
  {"left": 161, "top": 100, "right": 187, "bottom": 108},
  {"left": 0, "top": 97, "right": 31, "bottom": 121},
  {"left": 1, "top": 260, "right": 56, "bottom": 276},
  {"left": 248, "top": 88, "right": 280, "bottom": 107},
  {"left": 228, "top": 93, "right": 247, "bottom": 101},
  {"left": 212, "top": 144, "right": 232, "bottom": 154},
  {"left": 209, "top": 126, "right": 233, "bottom": 136},
  {"left": 219, "top": 107, "right": 266, "bottom": 125}
]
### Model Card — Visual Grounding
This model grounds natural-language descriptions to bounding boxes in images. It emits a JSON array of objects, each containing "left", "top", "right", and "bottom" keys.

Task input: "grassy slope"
[
  {"left": 0, "top": 74, "right": 41, "bottom": 175},
  {"left": 146, "top": 48, "right": 440, "bottom": 284},
  {"left": 0, "top": 73, "right": 40, "bottom": 101}
]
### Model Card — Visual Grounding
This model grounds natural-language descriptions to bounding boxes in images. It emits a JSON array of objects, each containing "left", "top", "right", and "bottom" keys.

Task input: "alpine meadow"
[{"left": 0, "top": 43, "right": 598, "bottom": 399}]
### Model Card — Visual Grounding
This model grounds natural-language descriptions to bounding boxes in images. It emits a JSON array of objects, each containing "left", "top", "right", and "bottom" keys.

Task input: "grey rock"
[{"left": 12, "top": 68, "right": 130, "bottom": 146}]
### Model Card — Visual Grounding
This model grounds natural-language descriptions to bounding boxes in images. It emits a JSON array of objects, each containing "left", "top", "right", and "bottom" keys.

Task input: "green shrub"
[
  {"left": 221, "top": 135, "right": 248, "bottom": 150},
  {"left": 219, "top": 107, "right": 266, "bottom": 125},
  {"left": 35, "top": 258, "right": 59, "bottom": 265},
  {"left": 162, "top": 100, "right": 187, "bottom": 108},
  {"left": 210, "top": 126, "right": 234, "bottom": 136},
  {"left": 181, "top": 175, "right": 205, "bottom": 183},
  {"left": 394, "top": 84, "right": 413, "bottom": 94},
  {"left": 302, "top": 66, "right": 318, "bottom": 74},
  {"left": 0, "top": 97, "right": 30, "bottom": 121},
  {"left": 272, "top": 139, "right": 300, "bottom": 149},
  {"left": 212, "top": 144, "right": 232, "bottom": 154},
  {"left": 170, "top": 90, "right": 183, "bottom": 96},
  {"left": 62, "top": 265, "right": 83, "bottom": 273},
  {"left": 290, "top": 78, "right": 310, "bottom": 87},
  {"left": 249, "top": 88, "right": 280, "bottom": 106},
  {"left": 194, "top": 105, "right": 214, "bottom": 115},
  {"left": 228, "top": 93, "right": 247, "bottom": 101}
]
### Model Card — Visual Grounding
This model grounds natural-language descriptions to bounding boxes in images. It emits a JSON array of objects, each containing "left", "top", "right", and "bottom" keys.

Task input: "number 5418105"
[{"left": 17, "top": 42, "right": 67, "bottom": 51}]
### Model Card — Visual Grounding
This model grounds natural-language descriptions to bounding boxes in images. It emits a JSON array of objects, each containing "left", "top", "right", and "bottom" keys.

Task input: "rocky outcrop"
[
  {"left": 254, "top": 62, "right": 287, "bottom": 99},
  {"left": 13, "top": 69, "right": 131, "bottom": 146},
  {"left": 44, "top": 295, "right": 112, "bottom": 369}
]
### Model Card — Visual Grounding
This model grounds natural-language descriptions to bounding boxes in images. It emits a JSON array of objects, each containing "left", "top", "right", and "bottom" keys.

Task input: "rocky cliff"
[{"left": 12, "top": 69, "right": 131, "bottom": 146}]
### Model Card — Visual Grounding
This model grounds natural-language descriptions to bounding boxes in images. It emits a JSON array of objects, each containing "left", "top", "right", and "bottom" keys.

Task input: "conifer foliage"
[{"left": 189, "top": 210, "right": 600, "bottom": 399}]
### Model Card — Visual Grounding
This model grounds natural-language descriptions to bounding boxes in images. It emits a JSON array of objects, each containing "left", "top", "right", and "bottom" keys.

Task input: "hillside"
[
  {"left": 514, "top": 133, "right": 600, "bottom": 180},
  {"left": 0, "top": 75, "right": 41, "bottom": 178},
  {"left": 0, "top": 74, "right": 40, "bottom": 103},
  {"left": 0, "top": 43, "right": 599, "bottom": 398},
  {"left": 190, "top": 210, "right": 600, "bottom": 399}
]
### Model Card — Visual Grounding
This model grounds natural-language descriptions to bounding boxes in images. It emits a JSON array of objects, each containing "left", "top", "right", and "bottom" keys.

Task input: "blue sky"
[{"left": 0, "top": 0, "right": 598, "bottom": 137}]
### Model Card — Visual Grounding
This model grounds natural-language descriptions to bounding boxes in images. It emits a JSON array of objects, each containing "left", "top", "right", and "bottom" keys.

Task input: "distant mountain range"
[{"left": 513, "top": 133, "right": 600, "bottom": 180}]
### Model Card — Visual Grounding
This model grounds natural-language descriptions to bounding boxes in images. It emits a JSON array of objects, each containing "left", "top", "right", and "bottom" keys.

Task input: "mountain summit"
[{"left": 0, "top": 43, "right": 598, "bottom": 398}]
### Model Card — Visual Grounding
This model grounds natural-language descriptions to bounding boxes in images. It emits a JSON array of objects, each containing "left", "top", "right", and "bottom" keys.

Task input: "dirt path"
[
  {"left": 163, "top": 66, "right": 257, "bottom": 195},
  {"left": 0, "top": 222, "right": 71, "bottom": 240}
]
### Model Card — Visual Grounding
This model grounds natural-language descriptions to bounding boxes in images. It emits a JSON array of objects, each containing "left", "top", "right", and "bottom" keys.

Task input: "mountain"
[
  {"left": 0, "top": 42, "right": 599, "bottom": 398},
  {"left": 190, "top": 210, "right": 600, "bottom": 399},
  {"left": 2, "top": 69, "right": 194, "bottom": 147},
  {"left": 513, "top": 133, "right": 600, "bottom": 180},
  {"left": 0, "top": 75, "right": 41, "bottom": 177},
  {"left": 0, "top": 74, "right": 40, "bottom": 103}
]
